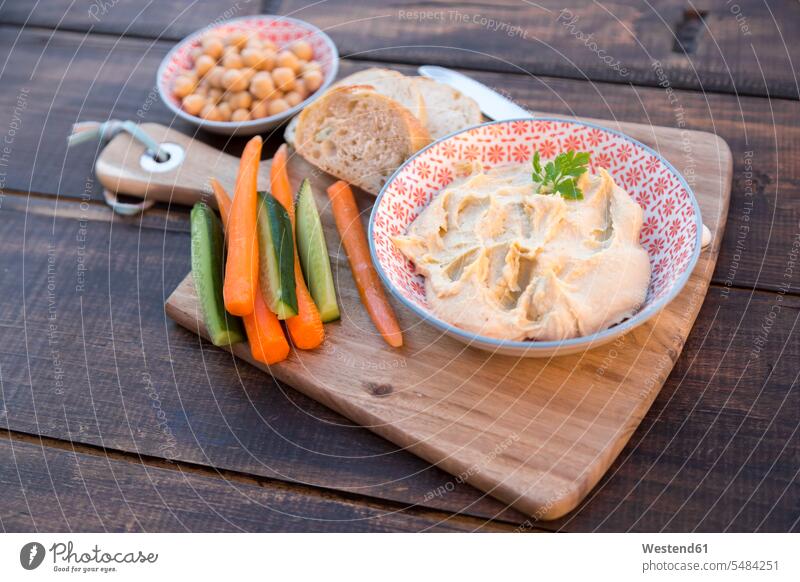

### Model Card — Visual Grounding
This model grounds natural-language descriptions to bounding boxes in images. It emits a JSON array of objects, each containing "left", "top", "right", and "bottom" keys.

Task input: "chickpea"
[
  {"left": 173, "top": 75, "right": 196, "bottom": 99},
  {"left": 182, "top": 94, "right": 206, "bottom": 116},
  {"left": 258, "top": 49, "right": 276, "bottom": 71},
  {"left": 217, "top": 102, "right": 232, "bottom": 121},
  {"left": 241, "top": 48, "right": 272, "bottom": 70},
  {"left": 285, "top": 91, "right": 303, "bottom": 107},
  {"left": 301, "top": 60, "right": 322, "bottom": 74},
  {"left": 268, "top": 98, "right": 290, "bottom": 116},
  {"left": 207, "top": 87, "right": 223, "bottom": 103},
  {"left": 190, "top": 47, "right": 203, "bottom": 60},
  {"left": 206, "top": 66, "right": 226, "bottom": 88},
  {"left": 293, "top": 78, "right": 308, "bottom": 99},
  {"left": 276, "top": 50, "right": 301, "bottom": 73},
  {"left": 290, "top": 40, "right": 313, "bottom": 61},
  {"left": 262, "top": 39, "right": 278, "bottom": 52},
  {"left": 249, "top": 71, "right": 276, "bottom": 100},
  {"left": 228, "top": 91, "right": 253, "bottom": 111},
  {"left": 226, "top": 30, "right": 249, "bottom": 49},
  {"left": 202, "top": 36, "right": 224, "bottom": 59},
  {"left": 200, "top": 103, "right": 223, "bottom": 121},
  {"left": 271, "top": 66, "right": 296, "bottom": 91},
  {"left": 250, "top": 100, "right": 269, "bottom": 118},
  {"left": 195, "top": 54, "right": 216, "bottom": 77},
  {"left": 194, "top": 82, "right": 210, "bottom": 96},
  {"left": 222, "top": 52, "right": 243, "bottom": 69},
  {"left": 302, "top": 68, "right": 323, "bottom": 92},
  {"left": 240, "top": 67, "right": 257, "bottom": 83},
  {"left": 231, "top": 108, "right": 251, "bottom": 122},
  {"left": 222, "top": 69, "right": 249, "bottom": 92},
  {"left": 245, "top": 36, "right": 263, "bottom": 50}
]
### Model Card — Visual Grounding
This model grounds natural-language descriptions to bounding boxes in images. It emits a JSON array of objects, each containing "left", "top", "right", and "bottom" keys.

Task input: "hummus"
[{"left": 393, "top": 163, "right": 651, "bottom": 341}]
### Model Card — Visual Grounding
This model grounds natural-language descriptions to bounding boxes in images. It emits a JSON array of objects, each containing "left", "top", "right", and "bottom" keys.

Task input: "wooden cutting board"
[{"left": 98, "top": 121, "right": 731, "bottom": 519}]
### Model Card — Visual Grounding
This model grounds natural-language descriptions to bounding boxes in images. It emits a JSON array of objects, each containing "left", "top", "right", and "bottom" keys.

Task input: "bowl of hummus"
[{"left": 369, "top": 118, "right": 702, "bottom": 357}]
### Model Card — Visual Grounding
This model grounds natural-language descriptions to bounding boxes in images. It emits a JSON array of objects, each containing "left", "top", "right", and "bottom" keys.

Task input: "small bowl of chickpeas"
[{"left": 157, "top": 15, "right": 338, "bottom": 135}]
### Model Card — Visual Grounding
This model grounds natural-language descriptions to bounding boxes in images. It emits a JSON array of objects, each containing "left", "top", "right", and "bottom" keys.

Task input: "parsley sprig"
[{"left": 531, "top": 150, "right": 591, "bottom": 200}]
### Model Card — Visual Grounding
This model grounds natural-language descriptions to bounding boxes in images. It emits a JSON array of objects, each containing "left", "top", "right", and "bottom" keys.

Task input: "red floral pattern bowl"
[
  {"left": 157, "top": 15, "right": 338, "bottom": 135},
  {"left": 369, "top": 118, "right": 702, "bottom": 357}
]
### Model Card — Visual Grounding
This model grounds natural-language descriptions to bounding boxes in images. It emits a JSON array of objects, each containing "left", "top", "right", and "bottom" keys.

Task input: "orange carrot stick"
[
  {"left": 270, "top": 145, "right": 325, "bottom": 350},
  {"left": 243, "top": 291, "right": 290, "bottom": 364},
  {"left": 211, "top": 177, "right": 290, "bottom": 364},
  {"left": 326, "top": 180, "right": 403, "bottom": 348},
  {"left": 210, "top": 177, "right": 233, "bottom": 222},
  {"left": 223, "top": 136, "right": 261, "bottom": 316}
]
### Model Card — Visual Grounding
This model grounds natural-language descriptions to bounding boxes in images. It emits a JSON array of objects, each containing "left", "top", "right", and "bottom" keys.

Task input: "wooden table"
[{"left": 0, "top": 0, "right": 797, "bottom": 533}]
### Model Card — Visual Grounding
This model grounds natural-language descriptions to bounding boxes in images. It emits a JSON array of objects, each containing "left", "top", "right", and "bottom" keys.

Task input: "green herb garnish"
[{"left": 531, "top": 150, "right": 591, "bottom": 200}]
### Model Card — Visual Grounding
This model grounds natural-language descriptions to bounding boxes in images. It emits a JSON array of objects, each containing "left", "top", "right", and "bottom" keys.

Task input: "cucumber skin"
[
  {"left": 257, "top": 192, "right": 298, "bottom": 319},
  {"left": 295, "top": 179, "right": 340, "bottom": 322},
  {"left": 190, "top": 203, "right": 245, "bottom": 346}
]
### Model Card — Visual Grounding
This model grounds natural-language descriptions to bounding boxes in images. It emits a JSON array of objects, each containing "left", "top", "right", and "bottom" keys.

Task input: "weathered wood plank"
[
  {"left": 0, "top": 193, "right": 797, "bottom": 530},
  {"left": 0, "top": 0, "right": 264, "bottom": 40},
  {"left": 270, "top": 0, "right": 799, "bottom": 99},
  {"left": 0, "top": 26, "right": 797, "bottom": 294},
  {"left": 0, "top": 25, "right": 232, "bottom": 203},
  {"left": 0, "top": 435, "right": 509, "bottom": 532},
  {"left": 3, "top": 0, "right": 796, "bottom": 98}
]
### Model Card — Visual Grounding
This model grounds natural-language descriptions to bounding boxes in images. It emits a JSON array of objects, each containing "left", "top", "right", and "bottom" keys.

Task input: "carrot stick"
[
  {"left": 270, "top": 145, "right": 325, "bottom": 350},
  {"left": 211, "top": 177, "right": 290, "bottom": 364},
  {"left": 270, "top": 144, "right": 297, "bottom": 221},
  {"left": 223, "top": 136, "right": 261, "bottom": 316},
  {"left": 326, "top": 180, "right": 403, "bottom": 348},
  {"left": 243, "top": 290, "right": 291, "bottom": 365},
  {"left": 210, "top": 177, "right": 233, "bottom": 222}
]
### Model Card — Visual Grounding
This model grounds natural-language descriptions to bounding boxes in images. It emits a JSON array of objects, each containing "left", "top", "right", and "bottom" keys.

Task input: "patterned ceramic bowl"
[
  {"left": 157, "top": 15, "right": 338, "bottom": 135},
  {"left": 369, "top": 118, "right": 702, "bottom": 357}
]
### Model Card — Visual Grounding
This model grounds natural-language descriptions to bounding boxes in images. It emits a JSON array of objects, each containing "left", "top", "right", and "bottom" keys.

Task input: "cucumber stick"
[
  {"left": 295, "top": 179, "right": 340, "bottom": 322},
  {"left": 190, "top": 203, "right": 245, "bottom": 346},
  {"left": 257, "top": 191, "right": 298, "bottom": 319}
]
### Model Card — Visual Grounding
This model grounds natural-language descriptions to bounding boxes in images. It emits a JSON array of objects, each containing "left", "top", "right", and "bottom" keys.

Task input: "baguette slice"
[
  {"left": 332, "top": 67, "right": 427, "bottom": 126},
  {"left": 415, "top": 77, "right": 483, "bottom": 139},
  {"left": 294, "top": 85, "right": 431, "bottom": 195}
]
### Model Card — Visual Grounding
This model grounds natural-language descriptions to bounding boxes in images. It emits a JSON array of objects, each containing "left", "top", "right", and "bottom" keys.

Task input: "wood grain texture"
[
  {"left": 0, "top": 435, "right": 508, "bottom": 532},
  {"left": 272, "top": 0, "right": 800, "bottom": 99},
  {"left": 0, "top": 0, "right": 265, "bottom": 40},
  {"left": 161, "top": 118, "right": 731, "bottom": 518},
  {"left": 1, "top": 192, "right": 797, "bottom": 530},
  {"left": 3, "top": 0, "right": 797, "bottom": 98},
  {"left": 0, "top": 26, "right": 795, "bottom": 293}
]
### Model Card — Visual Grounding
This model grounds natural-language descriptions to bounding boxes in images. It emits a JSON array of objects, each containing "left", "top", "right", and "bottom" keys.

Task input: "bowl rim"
[
  {"left": 156, "top": 14, "right": 339, "bottom": 130},
  {"left": 368, "top": 116, "right": 703, "bottom": 352}
]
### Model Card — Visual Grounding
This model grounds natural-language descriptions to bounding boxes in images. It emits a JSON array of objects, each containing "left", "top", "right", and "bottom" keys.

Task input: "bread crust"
[
  {"left": 415, "top": 76, "right": 483, "bottom": 139},
  {"left": 332, "top": 67, "right": 427, "bottom": 127},
  {"left": 294, "top": 85, "right": 431, "bottom": 194}
]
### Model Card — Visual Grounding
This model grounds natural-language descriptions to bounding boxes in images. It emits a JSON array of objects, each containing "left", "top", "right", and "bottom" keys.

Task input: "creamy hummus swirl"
[{"left": 393, "top": 163, "right": 651, "bottom": 341}]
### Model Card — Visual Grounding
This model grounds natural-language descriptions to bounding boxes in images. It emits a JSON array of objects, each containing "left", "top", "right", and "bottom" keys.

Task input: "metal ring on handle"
[
  {"left": 102, "top": 189, "right": 155, "bottom": 216},
  {"left": 139, "top": 142, "right": 185, "bottom": 173}
]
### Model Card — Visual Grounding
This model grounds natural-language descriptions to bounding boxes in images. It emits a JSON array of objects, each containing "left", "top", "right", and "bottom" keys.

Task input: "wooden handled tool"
[{"left": 95, "top": 122, "right": 273, "bottom": 207}]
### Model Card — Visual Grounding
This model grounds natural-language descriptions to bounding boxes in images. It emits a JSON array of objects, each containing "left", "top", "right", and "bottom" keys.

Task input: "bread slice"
[
  {"left": 415, "top": 77, "right": 483, "bottom": 139},
  {"left": 294, "top": 85, "right": 431, "bottom": 194},
  {"left": 284, "top": 74, "right": 483, "bottom": 146},
  {"left": 332, "top": 67, "right": 427, "bottom": 127}
]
